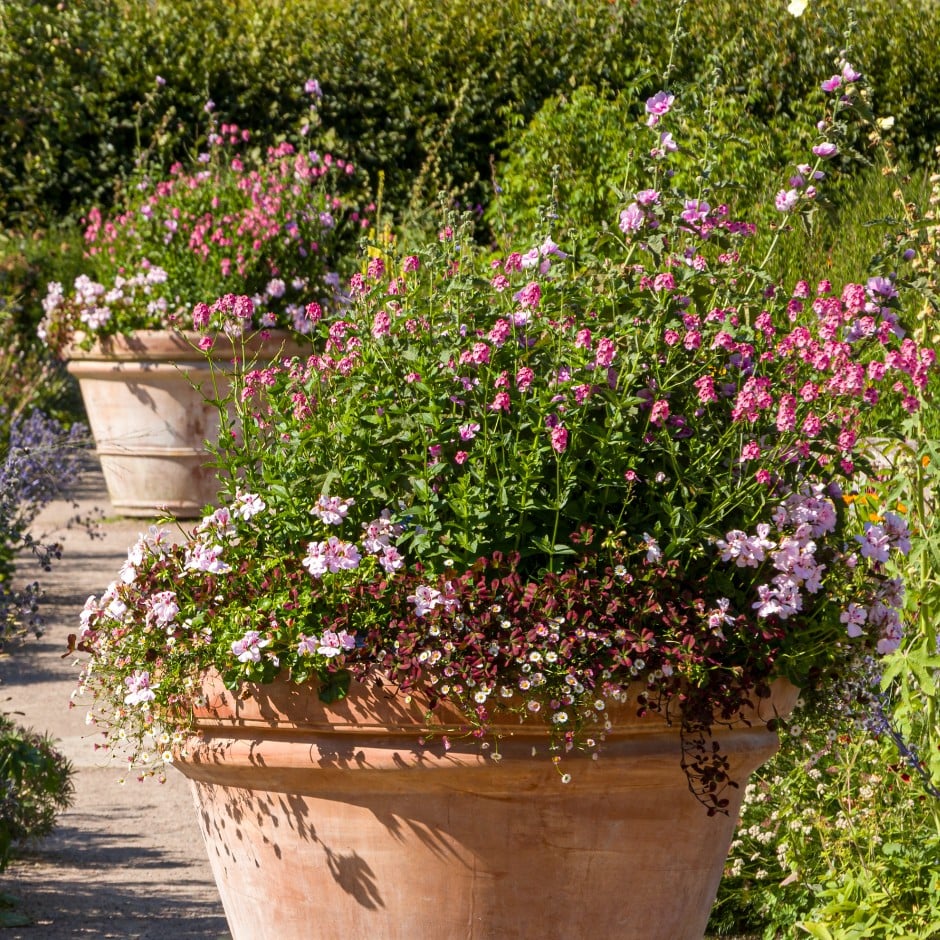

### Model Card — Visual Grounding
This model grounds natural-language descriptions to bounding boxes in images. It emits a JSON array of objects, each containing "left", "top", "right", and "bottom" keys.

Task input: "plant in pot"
[
  {"left": 38, "top": 85, "right": 370, "bottom": 517},
  {"left": 71, "top": 66, "right": 935, "bottom": 940}
]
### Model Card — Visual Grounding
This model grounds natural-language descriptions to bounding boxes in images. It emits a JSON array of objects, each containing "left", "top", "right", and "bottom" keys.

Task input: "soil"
[{"left": 0, "top": 461, "right": 230, "bottom": 938}]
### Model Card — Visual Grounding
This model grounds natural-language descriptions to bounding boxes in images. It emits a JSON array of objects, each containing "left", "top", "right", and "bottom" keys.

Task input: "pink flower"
[
  {"left": 549, "top": 425, "right": 569, "bottom": 453},
  {"left": 574, "top": 328, "right": 592, "bottom": 350},
  {"left": 458, "top": 422, "right": 480, "bottom": 441},
  {"left": 514, "top": 281, "right": 542, "bottom": 308},
  {"left": 515, "top": 367, "right": 535, "bottom": 391},
  {"left": 821, "top": 75, "right": 842, "bottom": 93},
  {"left": 489, "top": 391, "right": 511, "bottom": 412},
  {"left": 645, "top": 90, "right": 675, "bottom": 126},
  {"left": 198, "top": 336, "right": 214, "bottom": 351},
  {"left": 619, "top": 203, "right": 644, "bottom": 233},
  {"left": 649, "top": 399, "right": 670, "bottom": 426},
  {"left": 454, "top": 450, "right": 468, "bottom": 465},
  {"left": 693, "top": 375, "right": 718, "bottom": 404},
  {"left": 775, "top": 189, "right": 799, "bottom": 213},
  {"left": 594, "top": 338, "right": 616, "bottom": 369},
  {"left": 192, "top": 302, "right": 211, "bottom": 329}
]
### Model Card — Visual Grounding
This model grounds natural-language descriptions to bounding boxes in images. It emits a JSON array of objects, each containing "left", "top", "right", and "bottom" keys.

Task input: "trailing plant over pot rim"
[{"left": 71, "top": 72, "right": 936, "bottom": 813}]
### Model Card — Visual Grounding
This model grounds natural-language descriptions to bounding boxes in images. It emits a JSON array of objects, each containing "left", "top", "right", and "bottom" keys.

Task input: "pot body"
[
  {"left": 66, "top": 330, "right": 303, "bottom": 518},
  {"left": 174, "top": 675, "right": 798, "bottom": 940}
]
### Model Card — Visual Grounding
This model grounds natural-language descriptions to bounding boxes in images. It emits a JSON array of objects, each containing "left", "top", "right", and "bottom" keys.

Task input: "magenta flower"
[
  {"left": 645, "top": 90, "right": 675, "bottom": 126},
  {"left": 488, "top": 391, "right": 511, "bottom": 412},
  {"left": 550, "top": 425, "right": 569, "bottom": 453},
  {"left": 594, "top": 338, "right": 616, "bottom": 369},
  {"left": 680, "top": 199, "right": 710, "bottom": 224},
  {"left": 820, "top": 75, "right": 842, "bottom": 93}
]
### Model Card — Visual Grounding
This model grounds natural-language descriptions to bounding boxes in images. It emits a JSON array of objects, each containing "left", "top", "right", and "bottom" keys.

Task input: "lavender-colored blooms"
[
  {"left": 812, "top": 142, "right": 839, "bottom": 159},
  {"left": 0, "top": 411, "right": 90, "bottom": 638}
]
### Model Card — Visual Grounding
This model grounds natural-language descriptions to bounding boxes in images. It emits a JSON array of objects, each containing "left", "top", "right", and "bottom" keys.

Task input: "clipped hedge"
[
  {"left": 0, "top": 0, "right": 630, "bottom": 229},
  {"left": 2, "top": 0, "right": 939, "bottom": 235}
]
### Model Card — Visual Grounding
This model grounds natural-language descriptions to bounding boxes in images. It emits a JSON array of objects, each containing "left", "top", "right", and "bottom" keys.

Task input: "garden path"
[{"left": 0, "top": 458, "right": 230, "bottom": 938}]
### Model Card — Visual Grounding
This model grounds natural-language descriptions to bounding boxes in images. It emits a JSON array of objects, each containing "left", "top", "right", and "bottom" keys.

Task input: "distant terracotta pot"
[
  {"left": 173, "top": 672, "right": 798, "bottom": 940},
  {"left": 66, "top": 330, "right": 304, "bottom": 518}
]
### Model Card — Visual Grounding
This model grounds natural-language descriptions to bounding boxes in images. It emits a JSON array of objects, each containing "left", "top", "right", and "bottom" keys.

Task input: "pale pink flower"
[{"left": 231, "top": 630, "right": 269, "bottom": 664}]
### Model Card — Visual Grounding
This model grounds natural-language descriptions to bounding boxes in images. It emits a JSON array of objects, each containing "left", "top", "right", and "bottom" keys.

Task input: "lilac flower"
[
  {"left": 856, "top": 523, "right": 892, "bottom": 563},
  {"left": 841, "top": 62, "right": 862, "bottom": 83},
  {"left": 304, "top": 79, "right": 323, "bottom": 98},
  {"left": 641, "top": 533, "right": 662, "bottom": 563},
  {"left": 378, "top": 545, "right": 405, "bottom": 572},
  {"left": 840, "top": 603, "right": 868, "bottom": 638},
  {"left": 866, "top": 275, "right": 898, "bottom": 301},
  {"left": 123, "top": 670, "right": 158, "bottom": 706},
  {"left": 716, "top": 525, "right": 776, "bottom": 567},
  {"left": 148, "top": 591, "right": 179, "bottom": 627},
  {"left": 775, "top": 189, "right": 799, "bottom": 213},
  {"left": 316, "top": 629, "right": 356, "bottom": 657},
  {"left": 619, "top": 203, "right": 644, "bottom": 233},
  {"left": 681, "top": 199, "right": 710, "bottom": 224},
  {"left": 233, "top": 491, "right": 266, "bottom": 520},
  {"left": 302, "top": 537, "right": 361, "bottom": 577},
  {"left": 812, "top": 142, "right": 839, "bottom": 159},
  {"left": 184, "top": 541, "right": 230, "bottom": 574}
]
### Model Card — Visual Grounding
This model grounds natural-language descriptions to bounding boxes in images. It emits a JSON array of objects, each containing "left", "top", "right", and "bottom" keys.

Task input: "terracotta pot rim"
[
  {"left": 63, "top": 328, "right": 308, "bottom": 363},
  {"left": 189, "top": 669, "right": 800, "bottom": 738}
]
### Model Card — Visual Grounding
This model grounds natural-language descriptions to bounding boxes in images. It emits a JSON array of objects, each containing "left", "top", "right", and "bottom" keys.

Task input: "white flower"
[{"left": 787, "top": 0, "right": 808, "bottom": 16}]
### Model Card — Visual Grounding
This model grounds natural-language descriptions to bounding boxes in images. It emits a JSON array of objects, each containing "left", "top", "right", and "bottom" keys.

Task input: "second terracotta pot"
[{"left": 66, "top": 330, "right": 305, "bottom": 518}]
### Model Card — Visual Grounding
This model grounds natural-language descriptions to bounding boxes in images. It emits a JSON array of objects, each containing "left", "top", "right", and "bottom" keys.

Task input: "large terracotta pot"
[
  {"left": 173, "top": 673, "right": 798, "bottom": 940},
  {"left": 66, "top": 330, "right": 305, "bottom": 518}
]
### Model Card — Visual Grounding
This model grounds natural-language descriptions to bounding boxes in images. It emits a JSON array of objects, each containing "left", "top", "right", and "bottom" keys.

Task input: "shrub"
[{"left": 0, "top": 714, "right": 73, "bottom": 872}]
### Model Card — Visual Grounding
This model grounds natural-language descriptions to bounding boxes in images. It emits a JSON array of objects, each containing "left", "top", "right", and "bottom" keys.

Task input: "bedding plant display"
[{"left": 70, "top": 55, "right": 936, "bottom": 814}]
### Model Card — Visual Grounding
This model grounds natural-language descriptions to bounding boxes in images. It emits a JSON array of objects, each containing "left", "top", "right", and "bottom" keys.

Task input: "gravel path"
[{"left": 0, "top": 461, "right": 230, "bottom": 938}]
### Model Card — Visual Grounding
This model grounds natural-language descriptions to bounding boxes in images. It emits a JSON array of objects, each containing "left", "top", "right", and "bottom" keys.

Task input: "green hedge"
[{"left": 3, "top": 0, "right": 939, "bottom": 235}]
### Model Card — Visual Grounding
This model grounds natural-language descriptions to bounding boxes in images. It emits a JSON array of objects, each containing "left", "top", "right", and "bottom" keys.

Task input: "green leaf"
[
  {"left": 798, "top": 924, "right": 835, "bottom": 939},
  {"left": 318, "top": 670, "right": 351, "bottom": 704}
]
